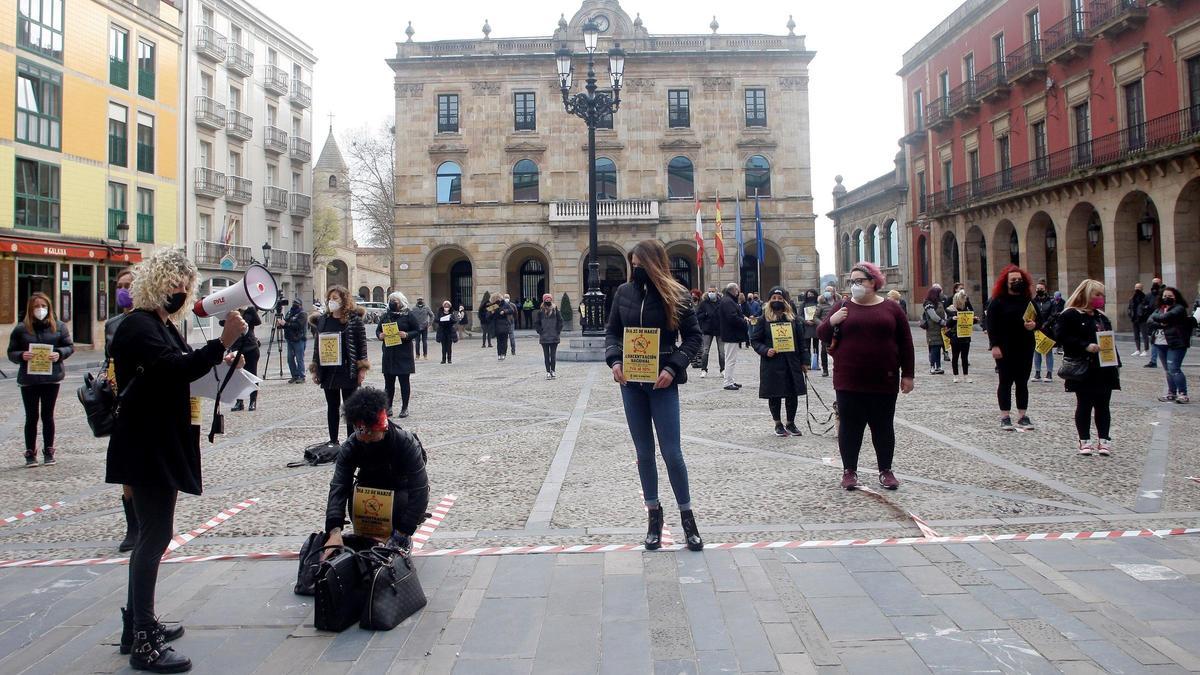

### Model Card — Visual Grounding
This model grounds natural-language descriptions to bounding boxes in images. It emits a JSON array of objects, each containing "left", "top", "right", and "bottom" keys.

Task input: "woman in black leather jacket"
[{"left": 605, "top": 239, "right": 704, "bottom": 552}]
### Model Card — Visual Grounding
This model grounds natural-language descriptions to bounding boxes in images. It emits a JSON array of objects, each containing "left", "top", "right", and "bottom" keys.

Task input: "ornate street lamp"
[
  {"left": 1137, "top": 202, "right": 1157, "bottom": 242},
  {"left": 262, "top": 241, "right": 273, "bottom": 265},
  {"left": 556, "top": 22, "right": 626, "bottom": 336},
  {"left": 1045, "top": 227, "right": 1057, "bottom": 253},
  {"left": 116, "top": 220, "right": 129, "bottom": 249},
  {"left": 1087, "top": 213, "right": 1102, "bottom": 248}
]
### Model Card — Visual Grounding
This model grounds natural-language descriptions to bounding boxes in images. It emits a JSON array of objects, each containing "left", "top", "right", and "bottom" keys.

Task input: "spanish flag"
[{"left": 714, "top": 195, "right": 726, "bottom": 268}]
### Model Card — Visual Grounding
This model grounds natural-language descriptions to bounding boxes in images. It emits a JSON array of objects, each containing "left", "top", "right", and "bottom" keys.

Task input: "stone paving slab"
[{"left": 0, "top": 536, "right": 1196, "bottom": 673}]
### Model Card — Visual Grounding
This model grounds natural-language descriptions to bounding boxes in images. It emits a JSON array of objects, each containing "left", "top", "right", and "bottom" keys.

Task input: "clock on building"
[{"left": 592, "top": 14, "right": 610, "bottom": 32}]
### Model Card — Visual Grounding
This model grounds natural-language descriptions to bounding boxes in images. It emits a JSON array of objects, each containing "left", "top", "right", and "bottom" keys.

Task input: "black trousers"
[
  {"left": 996, "top": 354, "right": 1032, "bottom": 412},
  {"left": 1074, "top": 388, "right": 1112, "bottom": 440},
  {"left": 836, "top": 390, "right": 898, "bottom": 473},
  {"left": 323, "top": 385, "right": 358, "bottom": 443},
  {"left": 238, "top": 349, "right": 260, "bottom": 404},
  {"left": 385, "top": 373, "right": 411, "bottom": 411},
  {"left": 950, "top": 340, "right": 970, "bottom": 375},
  {"left": 481, "top": 324, "right": 492, "bottom": 346},
  {"left": 127, "top": 482, "right": 177, "bottom": 630},
  {"left": 1132, "top": 321, "right": 1146, "bottom": 352},
  {"left": 496, "top": 333, "right": 510, "bottom": 357},
  {"left": 541, "top": 343, "right": 559, "bottom": 373},
  {"left": 768, "top": 395, "right": 798, "bottom": 423},
  {"left": 415, "top": 329, "right": 429, "bottom": 356},
  {"left": 440, "top": 339, "right": 453, "bottom": 363},
  {"left": 20, "top": 383, "right": 59, "bottom": 450}
]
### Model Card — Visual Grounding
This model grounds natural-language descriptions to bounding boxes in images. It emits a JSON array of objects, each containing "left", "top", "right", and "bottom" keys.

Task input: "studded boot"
[
  {"left": 128, "top": 625, "right": 190, "bottom": 672},
  {"left": 121, "top": 607, "right": 184, "bottom": 656},
  {"left": 680, "top": 509, "right": 704, "bottom": 551},
  {"left": 644, "top": 505, "right": 663, "bottom": 551},
  {"left": 119, "top": 496, "right": 138, "bottom": 553}
]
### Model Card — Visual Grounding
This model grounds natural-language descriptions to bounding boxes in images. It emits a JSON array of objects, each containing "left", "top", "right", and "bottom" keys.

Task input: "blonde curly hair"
[{"left": 131, "top": 247, "right": 198, "bottom": 319}]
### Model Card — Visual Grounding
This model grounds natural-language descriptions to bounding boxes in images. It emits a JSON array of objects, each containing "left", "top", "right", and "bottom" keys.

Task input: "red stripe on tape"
[{"left": 1, "top": 501, "right": 66, "bottom": 526}]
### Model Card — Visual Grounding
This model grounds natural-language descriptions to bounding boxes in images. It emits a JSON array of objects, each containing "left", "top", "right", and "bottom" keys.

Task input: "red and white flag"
[
  {"left": 714, "top": 195, "right": 725, "bottom": 268},
  {"left": 694, "top": 198, "right": 704, "bottom": 269}
]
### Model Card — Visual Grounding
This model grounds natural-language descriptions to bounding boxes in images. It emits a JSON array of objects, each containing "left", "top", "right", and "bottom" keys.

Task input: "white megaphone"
[{"left": 193, "top": 264, "right": 279, "bottom": 318}]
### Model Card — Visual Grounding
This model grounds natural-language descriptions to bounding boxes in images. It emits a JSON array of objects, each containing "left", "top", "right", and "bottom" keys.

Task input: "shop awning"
[{"left": 0, "top": 232, "right": 142, "bottom": 264}]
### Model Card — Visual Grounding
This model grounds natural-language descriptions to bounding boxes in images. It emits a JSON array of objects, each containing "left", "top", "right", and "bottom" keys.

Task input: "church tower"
[{"left": 313, "top": 127, "right": 353, "bottom": 246}]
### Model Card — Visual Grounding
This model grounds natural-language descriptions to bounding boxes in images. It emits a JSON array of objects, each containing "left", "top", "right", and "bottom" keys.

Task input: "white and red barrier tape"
[
  {"left": 164, "top": 498, "right": 260, "bottom": 555},
  {"left": 1, "top": 527, "right": 1196, "bottom": 568},
  {"left": 412, "top": 495, "right": 456, "bottom": 550},
  {"left": 1, "top": 501, "right": 65, "bottom": 526},
  {"left": 909, "top": 512, "right": 942, "bottom": 539},
  {"left": 1187, "top": 476, "right": 1200, "bottom": 485}
]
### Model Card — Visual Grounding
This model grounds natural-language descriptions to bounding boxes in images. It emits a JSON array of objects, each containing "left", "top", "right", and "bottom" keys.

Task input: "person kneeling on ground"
[{"left": 324, "top": 387, "right": 430, "bottom": 557}]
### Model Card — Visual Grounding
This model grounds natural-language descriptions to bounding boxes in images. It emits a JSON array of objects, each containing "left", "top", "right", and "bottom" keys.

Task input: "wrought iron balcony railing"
[
  {"left": 1005, "top": 38, "right": 1045, "bottom": 83},
  {"left": 946, "top": 80, "right": 978, "bottom": 117},
  {"left": 1043, "top": 12, "right": 1092, "bottom": 62},
  {"left": 225, "top": 175, "right": 252, "bottom": 204},
  {"left": 290, "top": 79, "right": 311, "bottom": 108},
  {"left": 264, "top": 186, "right": 288, "bottom": 212},
  {"left": 924, "top": 96, "right": 951, "bottom": 130},
  {"left": 264, "top": 64, "right": 289, "bottom": 95},
  {"left": 194, "top": 96, "right": 226, "bottom": 130},
  {"left": 226, "top": 109, "right": 253, "bottom": 141},
  {"left": 195, "top": 25, "right": 226, "bottom": 62},
  {"left": 289, "top": 192, "right": 312, "bottom": 217},
  {"left": 264, "top": 125, "right": 288, "bottom": 154},
  {"left": 1087, "top": 0, "right": 1147, "bottom": 38},
  {"left": 290, "top": 137, "right": 312, "bottom": 163},
  {"left": 194, "top": 240, "right": 252, "bottom": 268},
  {"left": 194, "top": 167, "right": 225, "bottom": 198},
  {"left": 975, "top": 61, "right": 1009, "bottom": 101},
  {"left": 226, "top": 42, "right": 253, "bottom": 77}
]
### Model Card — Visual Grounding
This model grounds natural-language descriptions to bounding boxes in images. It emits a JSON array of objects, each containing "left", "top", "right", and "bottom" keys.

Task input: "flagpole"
[{"left": 755, "top": 189, "right": 762, "bottom": 295}]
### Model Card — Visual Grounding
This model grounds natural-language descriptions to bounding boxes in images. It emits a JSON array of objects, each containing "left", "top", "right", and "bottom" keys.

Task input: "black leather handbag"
[
  {"left": 313, "top": 546, "right": 371, "bottom": 632},
  {"left": 296, "top": 533, "right": 376, "bottom": 596},
  {"left": 1058, "top": 355, "right": 1090, "bottom": 382},
  {"left": 360, "top": 546, "right": 427, "bottom": 631}
]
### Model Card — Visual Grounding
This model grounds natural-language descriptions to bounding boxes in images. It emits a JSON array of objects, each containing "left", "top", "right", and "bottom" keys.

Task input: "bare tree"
[
  {"left": 344, "top": 120, "right": 396, "bottom": 284},
  {"left": 312, "top": 206, "right": 340, "bottom": 266}
]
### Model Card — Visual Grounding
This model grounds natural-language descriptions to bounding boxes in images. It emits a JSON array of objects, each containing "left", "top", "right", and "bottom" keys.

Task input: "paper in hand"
[{"left": 191, "top": 363, "right": 262, "bottom": 405}]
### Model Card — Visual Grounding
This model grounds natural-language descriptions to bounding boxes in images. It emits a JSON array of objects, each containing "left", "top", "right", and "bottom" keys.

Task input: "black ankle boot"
[
  {"left": 119, "top": 496, "right": 138, "bottom": 553},
  {"left": 248, "top": 392, "right": 257, "bottom": 411},
  {"left": 230, "top": 400, "right": 245, "bottom": 412},
  {"left": 121, "top": 608, "right": 184, "bottom": 656},
  {"left": 644, "top": 505, "right": 663, "bottom": 551},
  {"left": 129, "top": 626, "right": 190, "bottom": 672},
  {"left": 680, "top": 509, "right": 704, "bottom": 551}
]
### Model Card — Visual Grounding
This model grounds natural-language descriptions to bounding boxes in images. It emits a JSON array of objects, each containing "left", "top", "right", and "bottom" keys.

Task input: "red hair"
[{"left": 991, "top": 264, "right": 1034, "bottom": 300}]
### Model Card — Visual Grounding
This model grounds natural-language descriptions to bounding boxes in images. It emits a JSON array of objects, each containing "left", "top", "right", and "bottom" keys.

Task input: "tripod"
[{"left": 260, "top": 299, "right": 286, "bottom": 381}]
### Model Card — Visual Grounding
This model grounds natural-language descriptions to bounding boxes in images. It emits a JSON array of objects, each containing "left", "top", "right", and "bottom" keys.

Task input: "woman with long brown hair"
[
  {"left": 310, "top": 285, "right": 369, "bottom": 445},
  {"left": 605, "top": 240, "right": 704, "bottom": 551},
  {"left": 7, "top": 292, "right": 73, "bottom": 467}
]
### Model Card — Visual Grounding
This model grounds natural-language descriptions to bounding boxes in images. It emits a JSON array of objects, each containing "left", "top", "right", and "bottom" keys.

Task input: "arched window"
[
  {"left": 436, "top": 161, "right": 462, "bottom": 204},
  {"left": 328, "top": 174, "right": 338, "bottom": 189},
  {"left": 357, "top": 286, "right": 370, "bottom": 301},
  {"left": 372, "top": 286, "right": 385, "bottom": 303},
  {"left": 745, "top": 155, "right": 771, "bottom": 197},
  {"left": 595, "top": 157, "right": 617, "bottom": 200},
  {"left": 513, "top": 159, "right": 539, "bottom": 202},
  {"left": 853, "top": 229, "right": 864, "bottom": 262},
  {"left": 917, "top": 234, "right": 930, "bottom": 286},
  {"left": 840, "top": 233, "right": 852, "bottom": 272},
  {"left": 867, "top": 225, "right": 879, "bottom": 263},
  {"left": 885, "top": 219, "right": 899, "bottom": 267},
  {"left": 667, "top": 156, "right": 694, "bottom": 199}
]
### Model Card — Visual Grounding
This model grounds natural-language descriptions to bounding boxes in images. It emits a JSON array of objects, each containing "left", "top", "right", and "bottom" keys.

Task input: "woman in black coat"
[
  {"left": 986, "top": 265, "right": 1039, "bottom": 430},
  {"left": 7, "top": 292, "right": 73, "bottom": 466},
  {"left": 751, "top": 287, "right": 811, "bottom": 437},
  {"left": 230, "top": 305, "right": 261, "bottom": 411},
  {"left": 1056, "top": 280, "right": 1121, "bottom": 456},
  {"left": 376, "top": 291, "right": 420, "bottom": 418},
  {"left": 310, "top": 286, "right": 369, "bottom": 445},
  {"left": 434, "top": 300, "right": 463, "bottom": 364},
  {"left": 799, "top": 289, "right": 820, "bottom": 364},
  {"left": 105, "top": 248, "right": 245, "bottom": 672}
]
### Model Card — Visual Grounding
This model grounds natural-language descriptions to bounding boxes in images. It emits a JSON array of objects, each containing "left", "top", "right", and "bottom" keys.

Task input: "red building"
[{"left": 896, "top": 0, "right": 1200, "bottom": 325}]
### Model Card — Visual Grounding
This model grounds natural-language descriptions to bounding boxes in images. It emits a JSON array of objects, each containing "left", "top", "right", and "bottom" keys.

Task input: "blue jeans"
[
  {"left": 619, "top": 382, "right": 691, "bottom": 509},
  {"left": 1034, "top": 350, "right": 1054, "bottom": 376},
  {"left": 1166, "top": 347, "right": 1189, "bottom": 396},
  {"left": 928, "top": 344, "right": 943, "bottom": 369},
  {"left": 1148, "top": 343, "right": 1161, "bottom": 367},
  {"left": 287, "top": 339, "right": 306, "bottom": 379}
]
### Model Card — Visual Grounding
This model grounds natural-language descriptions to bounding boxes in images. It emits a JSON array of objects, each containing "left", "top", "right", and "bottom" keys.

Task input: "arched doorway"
[
  {"left": 940, "top": 231, "right": 960, "bottom": 288},
  {"left": 670, "top": 256, "right": 693, "bottom": 289},
  {"left": 372, "top": 287, "right": 385, "bottom": 303},
  {"left": 1025, "top": 212, "right": 1059, "bottom": 291},
  {"left": 1172, "top": 178, "right": 1200, "bottom": 299},
  {"left": 992, "top": 220, "right": 1018, "bottom": 274},
  {"left": 1064, "top": 202, "right": 1104, "bottom": 290},
  {"left": 357, "top": 286, "right": 370, "bottom": 301},
  {"left": 584, "top": 244, "right": 628, "bottom": 315},
  {"left": 740, "top": 240, "right": 782, "bottom": 294},
  {"left": 503, "top": 244, "right": 552, "bottom": 304},
  {"left": 965, "top": 225, "right": 988, "bottom": 306},
  {"left": 326, "top": 259, "right": 349, "bottom": 292},
  {"left": 665, "top": 241, "right": 700, "bottom": 290},
  {"left": 1114, "top": 190, "right": 1162, "bottom": 301},
  {"left": 428, "top": 246, "right": 474, "bottom": 311}
]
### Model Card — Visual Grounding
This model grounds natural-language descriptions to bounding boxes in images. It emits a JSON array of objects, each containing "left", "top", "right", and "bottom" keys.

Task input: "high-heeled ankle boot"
[
  {"left": 121, "top": 607, "right": 184, "bottom": 656},
  {"left": 680, "top": 509, "right": 704, "bottom": 551},
  {"left": 119, "top": 496, "right": 138, "bottom": 553},
  {"left": 129, "top": 625, "right": 191, "bottom": 673},
  {"left": 644, "top": 505, "right": 663, "bottom": 551}
]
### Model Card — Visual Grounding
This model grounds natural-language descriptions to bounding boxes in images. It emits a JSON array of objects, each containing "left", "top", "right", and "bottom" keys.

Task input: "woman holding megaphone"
[
  {"left": 310, "top": 286, "right": 369, "bottom": 446},
  {"left": 105, "top": 248, "right": 246, "bottom": 672}
]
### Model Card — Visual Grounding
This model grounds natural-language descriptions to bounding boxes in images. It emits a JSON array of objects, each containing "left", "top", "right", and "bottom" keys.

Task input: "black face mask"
[
  {"left": 163, "top": 292, "right": 187, "bottom": 314},
  {"left": 1036, "top": 289, "right": 1046, "bottom": 297},
  {"left": 1163, "top": 297, "right": 1176, "bottom": 306},
  {"left": 389, "top": 302, "right": 400, "bottom": 311},
  {"left": 417, "top": 301, "right": 424, "bottom": 306},
  {"left": 770, "top": 301, "right": 786, "bottom": 311},
  {"left": 1009, "top": 280, "right": 1027, "bottom": 294},
  {"left": 543, "top": 301, "right": 552, "bottom": 307},
  {"left": 632, "top": 267, "right": 650, "bottom": 286}
]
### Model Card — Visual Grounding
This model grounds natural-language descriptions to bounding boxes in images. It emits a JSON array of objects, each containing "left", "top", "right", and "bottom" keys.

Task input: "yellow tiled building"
[{"left": 0, "top": 0, "right": 181, "bottom": 348}]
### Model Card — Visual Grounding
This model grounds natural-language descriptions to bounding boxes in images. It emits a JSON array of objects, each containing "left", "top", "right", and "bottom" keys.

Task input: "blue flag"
[
  {"left": 754, "top": 193, "right": 765, "bottom": 263},
  {"left": 734, "top": 196, "right": 744, "bottom": 271}
]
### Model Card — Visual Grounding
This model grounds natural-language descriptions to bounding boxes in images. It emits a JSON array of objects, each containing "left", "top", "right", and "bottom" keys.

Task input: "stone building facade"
[
  {"left": 386, "top": 0, "right": 817, "bottom": 323},
  {"left": 827, "top": 152, "right": 913, "bottom": 315}
]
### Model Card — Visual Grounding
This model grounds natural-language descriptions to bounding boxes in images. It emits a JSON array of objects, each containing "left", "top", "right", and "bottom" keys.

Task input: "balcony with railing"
[
  {"left": 194, "top": 167, "right": 225, "bottom": 198},
  {"left": 1088, "top": 0, "right": 1147, "bottom": 38},
  {"left": 264, "top": 64, "right": 289, "bottom": 96},
  {"left": 226, "top": 109, "right": 253, "bottom": 141},
  {"left": 289, "top": 192, "right": 312, "bottom": 217},
  {"left": 194, "top": 240, "right": 253, "bottom": 269},
  {"left": 225, "top": 175, "right": 252, "bottom": 204},
  {"left": 290, "top": 79, "right": 311, "bottom": 108},
  {"left": 1006, "top": 39, "right": 1045, "bottom": 84},
  {"left": 946, "top": 80, "right": 978, "bottom": 117},
  {"left": 548, "top": 199, "right": 660, "bottom": 223},
  {"left": 264, "top": 186, "right": 289, "bottom": 212},
  {"left": 195, "top": 25, "right": 226, "bottom": 62},
  {"left": 226, "top": 42, "right": 253, "bottom": 77},
  {"left": 269, "top": 248, "right": 289, "bottom": 272},
  {"left": 194, "top": 96, "right": 226, "bottom": 130},
  {"left": 136, "top": 213, "right": 153, "bottom": 243},
  {"left": 926, "top": 105, "right": 1200, "bottom": 217},
  {"left": 264, "top": 126, "right": 288, "bottom": 154},
  {"left": 924, "top": 97, "right": 951, "bottom": 131},
  {"left": 290, "top": 137, "right": 312, "bottom": 163},
  {"left": 976, "top": 61, "right": 1009, "bottom": 102},
  {"left": 289, "top": 251, "right": 313, "bottom": 274},
  {"left": 1043, "top": 12, "right": 1092, "bottom": 63},
  {"left": 108, "top": 209, "right": 126, "bottom": 239}
]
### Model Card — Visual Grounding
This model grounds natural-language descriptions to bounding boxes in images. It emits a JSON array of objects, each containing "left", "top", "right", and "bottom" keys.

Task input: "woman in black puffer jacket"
[
  {"left": 376, "top": 291, "right": 420, "bottom": 418},
  {"left": 7, "top": 292, "right": 73, "bottom": 467},
  {"left": 1056, "top": 280, "right": 1121, "bottom": 456},
  {"left": 605, "top": 240, "right": 704, "bottom": 552},
  {"left": 310, "top": 286, "right": 369, "bottom": 445}
]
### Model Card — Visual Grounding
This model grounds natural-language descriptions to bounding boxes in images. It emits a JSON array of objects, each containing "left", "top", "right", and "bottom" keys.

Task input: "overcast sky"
[{"left": 251, "top": 0, "right": 963, "bottom": 275}]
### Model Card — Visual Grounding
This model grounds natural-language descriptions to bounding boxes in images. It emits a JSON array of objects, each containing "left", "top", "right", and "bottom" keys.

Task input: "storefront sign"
[{"left": 0, "top": 237, "right": 141, "bottom": 263}]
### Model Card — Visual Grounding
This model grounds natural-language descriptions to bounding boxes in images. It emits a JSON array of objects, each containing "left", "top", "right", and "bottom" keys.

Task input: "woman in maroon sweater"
[{"left": 817, "top": 262, "right": 915, "bottom": 490}]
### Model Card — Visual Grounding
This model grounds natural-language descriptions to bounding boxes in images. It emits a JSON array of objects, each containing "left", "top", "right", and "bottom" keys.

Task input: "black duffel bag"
[
  {"left": 313, "top": 546, "right": 372, "bottom": 632},
  {"left": 360, "top": 546, "right": 427, "bottom": 631},
  {"left": 296, "top": 532, "right": 376, "bottom": 596}
]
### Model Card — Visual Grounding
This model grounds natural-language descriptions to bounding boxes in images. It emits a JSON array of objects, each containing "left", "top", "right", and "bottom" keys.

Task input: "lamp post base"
[{"left": 581, "top": 287, "right": 607, "bottom": 336}]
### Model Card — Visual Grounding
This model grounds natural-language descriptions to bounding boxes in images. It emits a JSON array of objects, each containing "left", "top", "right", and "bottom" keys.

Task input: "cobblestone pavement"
[{"left": 0, "top": 328, "right": 1198, "bottom": 672}]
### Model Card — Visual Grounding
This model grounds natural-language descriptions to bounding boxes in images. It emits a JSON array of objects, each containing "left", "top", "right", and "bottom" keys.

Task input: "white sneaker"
[
  {"left": 700, "top": 370, "right": 707, "bottom": 378},
  {"left": 1096, "top": 439, "right": 1112, "bottom": 456},
  {"left": 1130, "top": 350, "right": 1141, "bottom": 357},
  {"left": 966, "top": 378, "right": 974, "bottom": 383},
  {"left": 720, "top": 371, "right": 725, "bottom": 378},
  {"left": 546, "top": 372, "right": 553, "bottom": 380},
  {"left": 1077, "top": 439, "right": 1094, "bottom": 456},
  {"left": 953, "top": 377, "right": 960, "bottom": 383}
]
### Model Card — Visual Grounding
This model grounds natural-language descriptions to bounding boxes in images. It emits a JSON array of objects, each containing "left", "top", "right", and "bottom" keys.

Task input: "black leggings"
[
  {"left": 950, "top": 340, "right": 970, "bottom": 376},
  {"left": 20, "top": 383, "right": 58, "bottom": 450},
  {"left": 440, "top": 339, "right": 453, "bottom": 363},
  {"left": 127, "top": 482, "right": 177, "bottom": 630},
  {"left": 836, "top": 390, "right": 897, "bottom": 473},
  {"left": 1074, "top": 388, "right": 1112, "bottom": 440},
  {"left": 769, "top": 395, "right": 798, "bottom": 423},
  {"left": 324, "top": 386, "right": 358, "bottom": 443},
  {"left": 496, "top": 334, "right": 509, "bottom": 357},
  {"left": 385, "top": 374, "right": 411, "bottom": 411},
  {"left": 541, "top": 343, "right": 558, "bottom": 373},
  {"left": 996, "top": 355, "right": 1032, "bottom": 412}
]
